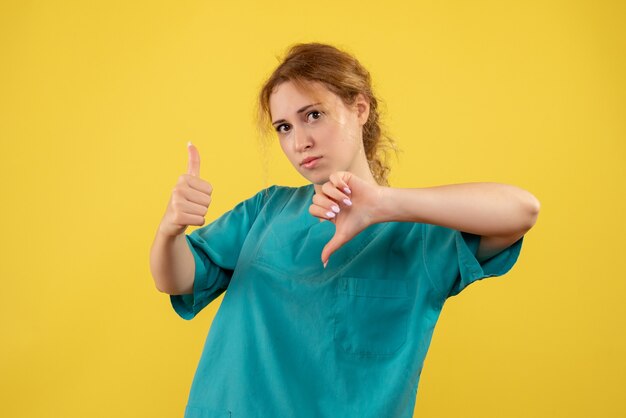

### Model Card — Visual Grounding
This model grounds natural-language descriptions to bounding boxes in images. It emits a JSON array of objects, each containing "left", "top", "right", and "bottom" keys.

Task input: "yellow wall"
[{"left": 1, "top": 1, "right": 624, "bottom": 417}]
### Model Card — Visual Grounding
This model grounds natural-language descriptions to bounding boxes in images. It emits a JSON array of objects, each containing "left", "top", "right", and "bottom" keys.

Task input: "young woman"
[{"left": 150, "top": 42, "right": 540, "bottom": 418}]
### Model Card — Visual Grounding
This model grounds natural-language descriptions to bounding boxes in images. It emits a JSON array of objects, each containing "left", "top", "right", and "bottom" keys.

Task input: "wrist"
[
  {"left": 372, "top": 187, "right": 430, "bottom": 224},
  {"left": 157, "top": 223, "right": 186, "bottom": 241},
  {"left": 371, "top": 185, "right": 395, "bottom": 224}
]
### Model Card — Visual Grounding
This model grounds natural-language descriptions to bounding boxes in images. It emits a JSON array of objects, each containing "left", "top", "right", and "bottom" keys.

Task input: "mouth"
[{"left": 300, "top": 156, "right": 322, "bottom": 168}]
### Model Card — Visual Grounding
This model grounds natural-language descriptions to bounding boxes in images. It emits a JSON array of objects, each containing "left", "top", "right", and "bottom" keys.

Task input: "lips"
[{"left": 300, "top": 156, "right": 321, "bottom": 166}]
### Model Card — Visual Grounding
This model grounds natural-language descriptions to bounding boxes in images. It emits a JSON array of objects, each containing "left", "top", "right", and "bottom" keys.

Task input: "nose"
[{"left": 293, "top": 126, "right": 313, "bottom": 152}]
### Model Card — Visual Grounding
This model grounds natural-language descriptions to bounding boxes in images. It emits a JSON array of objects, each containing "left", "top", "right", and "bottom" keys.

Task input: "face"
[{"left": 269, "top": 80, "right": 370, "bottom": 185}]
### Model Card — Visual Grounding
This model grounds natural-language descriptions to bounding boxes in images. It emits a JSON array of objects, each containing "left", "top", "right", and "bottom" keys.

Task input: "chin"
[{"left": 299, "top": 171, "right": 328, "bottom": 185}]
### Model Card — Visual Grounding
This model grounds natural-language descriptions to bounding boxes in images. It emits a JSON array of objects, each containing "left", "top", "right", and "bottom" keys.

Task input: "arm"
[
  {"left": 150, "top": 142, "right": 212, "bottom": 296},
  {"left": 375, "top": 182, "right": 540, "bottom": 262},
  {"left": 310, "top": 173, "right": 540, "bottom": 265},
  {"left": 149, "top": 229, "right": 195, "bottom": 295}
]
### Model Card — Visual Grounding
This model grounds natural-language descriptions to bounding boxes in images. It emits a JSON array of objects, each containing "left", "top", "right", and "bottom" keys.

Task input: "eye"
[
  {"left": 307, "top": 110, "right": 322, "bottom": 122},
  {"left": 275, "top": 123, "right": 291, "bottom": 134}
]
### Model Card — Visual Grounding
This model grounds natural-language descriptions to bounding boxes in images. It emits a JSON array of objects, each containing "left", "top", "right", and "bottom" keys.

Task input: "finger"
[
  {"left": 177, "top": 174, "right": 213, "bottom": 195},
  {"left": 175, "top": 185, "right": 212, "bottom": 207},
  {"left": 173, "top": 211, "right": 206, "bottom": 227},
  {"left": 329, "top": 172, "right": 352, "bottom": 195},
  {"left": 309, "top": 203, "right": 337, "bottom": 221},
  {"left": 187, "top": 141, "right": 200, "bottom": 177},
  {"left": 312, "top": 193, "right": 341, "bottom": 214},
  {"left": 185, "top": 175, "right": 213, "bottom": 195},
  {"left": 322, "top": 233, "right": 347, "bottom": 268},
  {"left": 170, "top": 201, "right": 207, "bottom": 227},
  {"left": 322, "top": 181, "right": 352, "bottom": 207},
  {"left": 176, "top": 198, "right": 209, "bottom": 217}
]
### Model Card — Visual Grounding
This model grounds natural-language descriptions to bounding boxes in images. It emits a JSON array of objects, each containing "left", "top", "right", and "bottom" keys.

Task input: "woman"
[{"left": 150, "top": 42, "right": 540, "bottom": 418}]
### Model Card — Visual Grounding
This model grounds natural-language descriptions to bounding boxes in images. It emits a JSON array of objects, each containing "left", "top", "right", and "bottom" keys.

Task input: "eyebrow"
[{"left": 272, "top": 102, "right": 322, "bottom": 126}]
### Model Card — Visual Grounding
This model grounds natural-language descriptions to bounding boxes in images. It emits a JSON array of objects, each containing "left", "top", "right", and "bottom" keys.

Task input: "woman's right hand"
[{"left": 158, "top": 142, "right": 213, "bottom": 238}]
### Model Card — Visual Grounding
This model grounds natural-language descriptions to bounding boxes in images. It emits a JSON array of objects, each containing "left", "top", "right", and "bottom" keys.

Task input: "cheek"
[
  {"left": 279, "top": 143, "right": 300, "bottom": 166},
  {"left": 325, "top": 115, "right": 357, "bottom": 141}
]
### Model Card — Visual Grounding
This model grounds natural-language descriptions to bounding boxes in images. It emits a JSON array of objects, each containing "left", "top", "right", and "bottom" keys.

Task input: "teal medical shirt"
[{"left": 170, "top": 183, "right": 524, "bottom": 418}]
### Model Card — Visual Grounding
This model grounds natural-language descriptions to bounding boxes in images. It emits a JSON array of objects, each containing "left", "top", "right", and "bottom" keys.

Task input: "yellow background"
[{"left": 1, "top": 1, "right": 624, "bottom": 417}]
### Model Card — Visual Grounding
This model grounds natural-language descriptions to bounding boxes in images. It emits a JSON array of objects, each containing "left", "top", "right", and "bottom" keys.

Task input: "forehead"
[{"left": 269, "top": 80, "right": 340, "bottom": 119}]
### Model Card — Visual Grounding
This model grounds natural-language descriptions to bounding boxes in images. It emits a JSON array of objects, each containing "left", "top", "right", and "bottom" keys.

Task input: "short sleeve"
[
  {"left": 170, "top": 186, "right": 274, "bottom": 320},
  {"left": 421, "top": 223, "right": 524, "bottom": 300}
]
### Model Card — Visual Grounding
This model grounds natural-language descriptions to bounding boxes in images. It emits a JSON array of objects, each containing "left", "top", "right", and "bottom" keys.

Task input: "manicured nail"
[
  {"left": 323, "top": 260, "right": 328, "bottom": 268},
  {"left": 187, "top": 141, "right": 192, "bottom": 147},
  {"left": 344, "top": 187, "right": 351, "bottom": 194},
  {"left": 343, "top": 199, "right": 352, "bottom": 206},
  {"left": 326, "top": 211, "right": 335, "bottom": 218},
  {"left": 331, "top": 205, "right": 340, "bottom": 213}
]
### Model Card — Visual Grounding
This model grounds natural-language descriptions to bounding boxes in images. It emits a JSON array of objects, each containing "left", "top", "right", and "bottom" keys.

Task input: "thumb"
[
  {"left": 187, "top": 141, "right": 200, "bottom": 177},
  {"left": 321, "top": 233, "right": 347, "bottom": 268}
]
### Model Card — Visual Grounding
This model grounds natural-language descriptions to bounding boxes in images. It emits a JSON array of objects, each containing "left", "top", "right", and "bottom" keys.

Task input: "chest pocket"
[{"left": 334, "top": 276, "right": 411, "bottom": 357}]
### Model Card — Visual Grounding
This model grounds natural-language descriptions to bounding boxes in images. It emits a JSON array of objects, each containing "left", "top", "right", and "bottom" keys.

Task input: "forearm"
[
  {"left": 149, "top": 230, "right": 195, "bottom": 295},
  {"left": 376, "top": 182, "right": 540, "bottom": 237}
]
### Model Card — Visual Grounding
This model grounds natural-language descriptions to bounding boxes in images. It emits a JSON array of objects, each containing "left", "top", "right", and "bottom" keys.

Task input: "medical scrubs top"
[{"left": 170, "top": 183, "right": 524, "bottom": 418}]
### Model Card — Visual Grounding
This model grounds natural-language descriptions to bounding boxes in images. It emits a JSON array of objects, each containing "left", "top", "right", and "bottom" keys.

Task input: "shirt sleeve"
[
  {"left": 170, "top": 186, "right": 275, "bottom": 320},
  {"left": 421, "top": 223, "right": 524, "bottom": 300}
]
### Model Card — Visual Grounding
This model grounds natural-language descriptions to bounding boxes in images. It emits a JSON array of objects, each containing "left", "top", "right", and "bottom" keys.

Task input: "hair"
[{"left": 256, "top": 42, "right": 399, "bottom": 187}]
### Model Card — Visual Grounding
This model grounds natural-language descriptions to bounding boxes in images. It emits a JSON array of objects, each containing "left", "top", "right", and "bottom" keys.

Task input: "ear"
[{"left": 354, "top": 93, "right": 370, "bottom": 126}]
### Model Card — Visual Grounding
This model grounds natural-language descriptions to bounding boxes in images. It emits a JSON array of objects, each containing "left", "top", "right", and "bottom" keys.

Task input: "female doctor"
[{"left": 150, "top": 42, "right": 540, "bottom": 418}]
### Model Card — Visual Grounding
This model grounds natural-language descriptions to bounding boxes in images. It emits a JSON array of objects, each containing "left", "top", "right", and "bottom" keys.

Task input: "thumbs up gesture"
[{"left": 158, "top": 142, "right": 214, "bottom": 238}]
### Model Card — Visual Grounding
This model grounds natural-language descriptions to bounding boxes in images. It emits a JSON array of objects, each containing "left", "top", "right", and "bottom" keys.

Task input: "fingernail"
[
  {"left": 344, "top": 187, "right": 351, "bottom": 194},
  {"left": 323, "top": 260, "right": 328, "bottom": 268},
  {"left": 326, "top": 211, "right": 336, "bottom": 218},
  {"left": 331, "top": 205, "right": 340, "bottom": 213},
  {"left": 343, "top": 199, "right": 352, "bottom": 206},
  {"left": 187, "top": 141, "right": 193, "bottom": 147}
]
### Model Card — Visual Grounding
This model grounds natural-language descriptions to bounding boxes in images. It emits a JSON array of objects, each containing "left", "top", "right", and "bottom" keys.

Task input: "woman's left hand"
[{"left": 309, "top": 171, "right": 386, "bottom": 267}]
